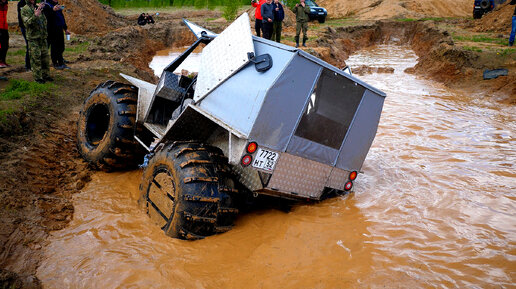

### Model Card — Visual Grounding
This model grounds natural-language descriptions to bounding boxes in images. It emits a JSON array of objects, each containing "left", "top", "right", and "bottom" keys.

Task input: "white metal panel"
[
  {"left": 193, "top": 13, "right": 255, "bottom": 102},
  {"left": 120, "top": 73, "right": 156, "bottom": 123},
  {"left": 183, "top": 18, "right": 218, "bottom": 39}
]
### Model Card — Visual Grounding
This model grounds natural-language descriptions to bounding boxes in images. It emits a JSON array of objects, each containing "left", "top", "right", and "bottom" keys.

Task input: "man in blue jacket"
[
  {"left": 509, "top": 0, "right": 516, "bottom": 46},
  {"left": 43, "top": 0, "right": 69, "bottom": 69},
  {"left": 260, "top": 0, "right": 274, "bottom": 40},
  {"left": 271, "top": 0, "right": 284, "bottom": 43}
]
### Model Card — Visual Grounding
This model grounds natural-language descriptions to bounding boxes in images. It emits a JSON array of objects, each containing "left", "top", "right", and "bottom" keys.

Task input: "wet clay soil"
[{"left": 36, "top": 46, "right": 516, "bottom": 288}]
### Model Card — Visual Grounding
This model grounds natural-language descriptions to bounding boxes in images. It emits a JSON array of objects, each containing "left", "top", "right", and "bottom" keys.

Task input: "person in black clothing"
[
  {"left": 17, "top": 0, "right": 30, "bottom": 70},
  {"left": 138, "top": 13, "right": 146, "bottom": 26},
  {"left": 146, "top": 13, "right": 155, "bottom": 24},
  {"left": 260, "top": 0, "right": 274, "bottom": 40},
  {"left": 43, "top": 0, "right": 69, "bottom": 69},
  {"left": 509, "top": 0, "right": 516, "bottom": 46},
  {"left": 271, "top": 0, "right": 284, "bottom": 43},
  {"left": 138, "top": 13, "right": 155, "bottom": 26}
]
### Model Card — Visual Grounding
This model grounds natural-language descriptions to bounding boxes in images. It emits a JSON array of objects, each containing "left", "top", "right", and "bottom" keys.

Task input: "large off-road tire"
[
  {"left": 77, "top": 80, "right": 140, "bottom": 170},
  {"left": 139, "top": 142, "right": 239, "bottom": 240},
  {"left": 473, "top": 10, "right": 482, "bottom": 19}
]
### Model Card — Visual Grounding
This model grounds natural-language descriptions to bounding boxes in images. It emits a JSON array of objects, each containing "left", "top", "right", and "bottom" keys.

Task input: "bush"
[{"left": 223, "top": 0, "right": 239, "bottom": 21}]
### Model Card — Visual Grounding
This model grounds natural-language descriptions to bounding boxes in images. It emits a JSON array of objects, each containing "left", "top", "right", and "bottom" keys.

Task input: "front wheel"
[
  {"left": 138, "top": 142, "right": 239, "bottom": 240},
  {"left": 318, "top": 16, "right": 326, "bottom": 23},
  {"left": 77, "top": 80, "right": 141, "bottom": 170}
]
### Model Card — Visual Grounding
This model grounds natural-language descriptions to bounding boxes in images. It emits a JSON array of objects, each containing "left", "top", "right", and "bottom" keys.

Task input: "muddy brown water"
[
  {"left": 148, "top": 48, "right": 202, "bottom": 77},
  {"left": 37, "top": 45, "right": 516, "bottom": 288}
]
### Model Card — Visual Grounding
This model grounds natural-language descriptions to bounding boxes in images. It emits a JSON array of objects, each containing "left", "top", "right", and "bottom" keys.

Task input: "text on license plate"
[{"left": 252, "top": 148, "right": 279, "bottom": 172}]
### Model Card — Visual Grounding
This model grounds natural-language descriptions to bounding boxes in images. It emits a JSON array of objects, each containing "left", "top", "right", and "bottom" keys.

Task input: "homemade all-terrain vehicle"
[{"left": 77, "top": 13, "right": 386, "bottom": 240}]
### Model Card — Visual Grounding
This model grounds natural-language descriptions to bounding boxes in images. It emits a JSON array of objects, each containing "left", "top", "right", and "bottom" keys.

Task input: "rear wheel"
[
  {"left": 473, "top": 10, "right": 483, "bottom": 19},
  {"left": 77, "top": 81, "right": 141, "bottom": 170},
  {"left": 139, "top": 142, "right": 239, "bottom": 240}
]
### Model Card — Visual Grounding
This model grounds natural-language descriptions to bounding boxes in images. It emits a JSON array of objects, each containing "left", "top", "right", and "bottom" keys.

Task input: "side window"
[{"left": 294, "top": 69, "right": 365, "bottom": 149}]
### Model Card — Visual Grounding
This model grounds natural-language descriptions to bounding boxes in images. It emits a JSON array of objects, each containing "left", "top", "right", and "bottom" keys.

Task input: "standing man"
[
  {"left": 509, "top": 0, "right": 516, "bottom": 46},
  {"left": 43, "top": 0, "right": 69, "bottom": 69},
  {"left": 17, "top": 0, "right": 31, "bottom": 70},
  {"left": 291, "top": 0, "right": 310, "bottom": 47},
  {"left": 21, "top": 0, "right": 52, "bottom": 83},
  {"left": 261, "top": 0, "right": 274, "bottom": 40},
  {"left": 0, "top": 0, "right": 8, "bottom": 68},
  {"left": 271, "top": 0, "right": 284, "bottom": 43},
  {"left": 251, "top": 0, "right": 266, "bottom": 37}
]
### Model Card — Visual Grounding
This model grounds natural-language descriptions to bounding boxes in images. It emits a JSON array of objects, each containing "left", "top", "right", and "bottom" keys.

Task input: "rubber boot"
[
  {"left": 302, "top": 37, "right": 307, "bottom": 47},
  {"left": 295, "top": 36, "right": 299, "bottom": 48}
]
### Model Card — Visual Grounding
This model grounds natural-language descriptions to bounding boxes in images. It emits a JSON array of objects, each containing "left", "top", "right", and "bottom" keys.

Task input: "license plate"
[
  {"left": 475, "top": 6, "right": 481, "bottom": 8},
  {"left": 252, "top": 148, "right": 279, "bottom": 172},
  {"left": 318, "top": 12, "right": 325, "bottom": 14}
]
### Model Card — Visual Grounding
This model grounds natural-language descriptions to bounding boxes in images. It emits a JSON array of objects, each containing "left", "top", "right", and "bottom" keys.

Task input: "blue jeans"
[{"left": 510, "top": 16, "right": 516, "bottom": 45}]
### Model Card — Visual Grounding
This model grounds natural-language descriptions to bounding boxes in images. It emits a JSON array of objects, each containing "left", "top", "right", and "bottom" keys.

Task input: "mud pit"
[
  {"left": 34, "top": 45, "right": 516, "bottom": 288},
  {"left": 1, "top": 4, "right": 516, "bottom": 287}
]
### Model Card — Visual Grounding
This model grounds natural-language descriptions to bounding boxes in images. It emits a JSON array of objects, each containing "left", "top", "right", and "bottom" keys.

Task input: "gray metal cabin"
[{"left": 123, "top": 13, "right": 386, "bottom": 200}]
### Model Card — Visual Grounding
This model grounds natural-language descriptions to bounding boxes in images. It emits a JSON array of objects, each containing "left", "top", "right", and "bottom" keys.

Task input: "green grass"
[
  {"left": 497, "top": 48, "right": 516, "bottom": 57},
  {"left": 64, "top": 41, "right": 90, "bottom": 54},
  {"left": 7, "top": 49, "right": 26, "bottom": 57},
  {"left": 0, "top": 107, "right": 15, "bottom": 123},
  {"left": 396, "top": 18, "right": 416, "bottom": 22},
  {"left": 396, "top": 17, "right": 453, "bottom": 22},
  {"left": 463, "top": 46, "right": 483, "bottom": 53},
  {"left": 0, "top": 79, "right": 55, "bottom": 101},
  {"left": 312, "top": 17, "right": 360, "bottom": 29},
  {"left": 453, "top": 35, "right": 507, "bottom": 46},
  {"left": 101, "top": 0, "right": 249, "bottom": 9}
]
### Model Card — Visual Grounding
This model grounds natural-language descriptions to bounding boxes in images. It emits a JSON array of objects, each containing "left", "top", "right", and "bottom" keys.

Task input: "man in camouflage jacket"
[
  {"left": 21, "top": 0, "right": 52, "bottom": 83},
  {"left": 291, "top": 0, "right": 311, "bottom": 47}
]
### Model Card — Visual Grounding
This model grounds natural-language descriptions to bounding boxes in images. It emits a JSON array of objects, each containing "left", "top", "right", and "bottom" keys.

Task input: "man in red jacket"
[
  {"left": 0, "top": 0, "right": 9, "bottom": 68},
  {"left": 251, "top": 0, "right": 266, "bottom": 37}
]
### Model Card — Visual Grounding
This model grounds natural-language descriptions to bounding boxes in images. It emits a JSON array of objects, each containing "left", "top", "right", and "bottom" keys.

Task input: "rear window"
[{"left": 294, "top": 69, "right": 365, "bottom": 149}]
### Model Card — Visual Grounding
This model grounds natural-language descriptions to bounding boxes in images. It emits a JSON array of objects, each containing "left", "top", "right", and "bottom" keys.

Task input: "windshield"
[{"left": 305, "top": 0, "right": 318, "bottom": 8}]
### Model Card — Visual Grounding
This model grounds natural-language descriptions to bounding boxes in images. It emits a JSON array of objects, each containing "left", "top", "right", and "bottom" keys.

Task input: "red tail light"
[
  {"left": 241, "top": 155, "right": 252, "bottom": 166},
  {"left": 247, "top": 142, "right": 258, "bottom": 154},
  {"left": 344, "top": 181, "right": 353, "bottom": 191},
  {"left": 349, "top": 171, "right": 357, "bottom": 181}
]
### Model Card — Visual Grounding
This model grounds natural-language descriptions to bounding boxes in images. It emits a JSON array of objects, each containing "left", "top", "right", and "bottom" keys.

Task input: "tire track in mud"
[{"left": 0, "top": 110, "right": 92, "bottom": 288}]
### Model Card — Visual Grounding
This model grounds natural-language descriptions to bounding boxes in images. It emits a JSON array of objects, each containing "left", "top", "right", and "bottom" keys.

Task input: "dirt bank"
[
  {"left": 315, "top": 20, "right": 515, "bottom": 103},
  {"left": 317, "top": 0, "right": 472, "bottom": 19},
  {"left": 469, "top": 1, "right": 515, "bottom": 32}
]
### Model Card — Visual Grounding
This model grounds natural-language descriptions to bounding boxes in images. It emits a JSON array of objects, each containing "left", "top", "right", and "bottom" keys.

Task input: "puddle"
[
  {"left": 38, "top": 45, "right": 516, "bottom": 288},
  {"left": 149, "top": 47, "right": 202, "bottom": 77}
]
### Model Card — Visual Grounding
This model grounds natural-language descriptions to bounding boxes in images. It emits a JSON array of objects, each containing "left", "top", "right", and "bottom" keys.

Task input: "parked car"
[
  {"left": 473, "top": 0, "right": 507, "bottom": 19},
  {"left": 306, "top": 0, "right": 327, "bottom": 23}
]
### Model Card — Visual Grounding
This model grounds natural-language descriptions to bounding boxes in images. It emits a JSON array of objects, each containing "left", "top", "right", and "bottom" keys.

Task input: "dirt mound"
[
  {"left": 60, "top": 0, "right": 127, "bottom": 34},
  {"left": 316, "top": 21, "right": 515, "bottom": 102},
  {"left": 471, "top": 2, "right": 514, "bottom": 33},
  {"left": 352, "top": 65, "right": 395, "bottom": 75},
  {"left": 316, "top": 0, "right": 471, "bottom": 19},
  {"left": 89, "top": 20, "right": 198, "bottom": 82}
]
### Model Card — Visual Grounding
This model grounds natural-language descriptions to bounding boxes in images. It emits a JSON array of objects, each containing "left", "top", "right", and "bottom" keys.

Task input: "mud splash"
[{"left": 37, "top": 45, "right": 515, "bottom": 288}]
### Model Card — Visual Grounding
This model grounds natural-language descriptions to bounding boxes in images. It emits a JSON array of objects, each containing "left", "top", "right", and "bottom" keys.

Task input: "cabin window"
[{"left": 294, "top": 69, "right": 365, "bottom": 149}]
